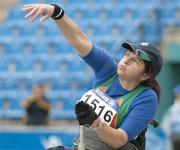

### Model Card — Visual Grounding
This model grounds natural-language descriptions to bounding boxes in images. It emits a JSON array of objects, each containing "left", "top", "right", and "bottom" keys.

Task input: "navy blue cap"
[
  {"left": 122, "top": 42, "right": 163, "bottom": 77},
  {"left": 174, "top": 84, "right": 180, "bottom": 95}
]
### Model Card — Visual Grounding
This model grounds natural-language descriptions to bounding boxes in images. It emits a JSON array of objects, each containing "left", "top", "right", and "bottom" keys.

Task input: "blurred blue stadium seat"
[
  {"left": 108, "top": 6, "right": 127, "bottom": 19},
  {"left": 15, "top": 78, "right": 32, "bottom": 90},
  {"left": 0, "top": 42, "right": 8, "bottom": 58},
  {"left": 0, "top": 24, "right": 11, "bottom": 36},
  {"left": 0, "top": 61, "right": 8, "bottom": 72},
  {"left": 143, "top": 23, "right": 161, "bottom": 42},
  {"left": 67, "top": 60, "right": 86, "bottom": 72},
  {"left": 41, "top": 61, "right": 59, "bottom": 72},
  {"left": 17, "top": 61, "right": 33, "bottom": 72},
  {"left": 7, "top": 43, "right": 23, "bottom": 54},
  {"left": 21, "top": 23, "right": 36, "bottom": 36},
  {"left": 63, "top": 95, "right": 77, "bottom": 111},
  {"left": 44, "top": 23, "right": 61, "bottom": 36},
  {"left": 95, "top": 39, "right": 114, "bottom": 50},
  {"left": 33, "top": 43, "right": 48, "bottom": 54},
  {"left": 8, "top": 97, "right": 22, "bottom": 109}
]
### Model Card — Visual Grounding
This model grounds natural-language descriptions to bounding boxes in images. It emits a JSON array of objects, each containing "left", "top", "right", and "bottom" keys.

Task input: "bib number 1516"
[{"left": 81, "top": 93, "right": 116, "bottom": 124}]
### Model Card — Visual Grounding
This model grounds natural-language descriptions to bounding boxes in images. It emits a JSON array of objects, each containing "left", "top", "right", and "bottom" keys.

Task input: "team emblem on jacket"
[{"left": 108, "top": 100, "right": 116, "bottom": 107}]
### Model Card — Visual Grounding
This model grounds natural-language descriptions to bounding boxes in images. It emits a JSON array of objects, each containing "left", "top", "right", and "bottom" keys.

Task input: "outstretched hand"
[{"left": 22, "top": 4, "right": 54, "bottom": 22}]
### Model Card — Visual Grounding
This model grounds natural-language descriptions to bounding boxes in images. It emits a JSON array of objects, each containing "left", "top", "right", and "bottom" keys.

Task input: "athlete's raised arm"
[{"left": 22, "top": 4, "right": 92, "bottom": 57}]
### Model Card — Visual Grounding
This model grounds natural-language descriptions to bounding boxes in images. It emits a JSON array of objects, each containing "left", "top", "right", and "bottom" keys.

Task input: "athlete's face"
[{"left": 117, "top": 50, "right": 149, "bottom": 82}]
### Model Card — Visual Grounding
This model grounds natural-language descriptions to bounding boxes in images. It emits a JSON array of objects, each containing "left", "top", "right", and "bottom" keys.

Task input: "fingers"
[
  {"left": 22, "top": 6, "right": 34, "bottom": 12},
  {"left": 23, "top": 4, "right": 36, "bottom": 7},
  {"left": 22, "top": 4, "right": 36, "bottom": 13},
  {"left": 40, "top": 13, "right": 50, "bottom": 22},
  {"left": 22, "top": 4, "right": 53, "bottom": 22},
  {"left": 22, "top": 4, "right": 35, "bottom": 9},
  {"left": 24, "top": 6, "right": 39, "bottom": 18},
  {"left": 30, "top": 8, "right": 42, "bottom": 22}
]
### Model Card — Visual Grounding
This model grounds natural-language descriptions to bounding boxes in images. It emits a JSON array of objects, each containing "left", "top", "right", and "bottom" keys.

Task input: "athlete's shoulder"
[
  {"left": 141, "top": 88, "right": 157, "bottom": 98},
  {"left": 129, "top": 88, "right": 158, "bottom": 114},
  {"left": 137, "top": 87, "right": 158, "bottom": 103}
]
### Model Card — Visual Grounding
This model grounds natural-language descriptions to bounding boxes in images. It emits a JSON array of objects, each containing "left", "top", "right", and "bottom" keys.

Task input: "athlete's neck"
[{"left": 118, "top": 76, "right": 140, "bottom": 91}]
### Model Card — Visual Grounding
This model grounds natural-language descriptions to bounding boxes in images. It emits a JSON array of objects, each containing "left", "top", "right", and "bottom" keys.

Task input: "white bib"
[{"left": 79, "top": 89, "right": 118, "bottom": 125}]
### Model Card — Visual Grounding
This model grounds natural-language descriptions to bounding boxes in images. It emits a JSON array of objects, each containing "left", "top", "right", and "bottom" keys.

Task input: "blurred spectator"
[
  {"left": 161, "top": 84, "right": 180, "bottom": 150},
  {"left": 22, "top": 83, "right": 51, "bottom": 125}
]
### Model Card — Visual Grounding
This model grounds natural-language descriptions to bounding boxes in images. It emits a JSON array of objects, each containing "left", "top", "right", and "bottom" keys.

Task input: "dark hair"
[{"left": 141, "top": 61, "right": 161, "bottom": 102}]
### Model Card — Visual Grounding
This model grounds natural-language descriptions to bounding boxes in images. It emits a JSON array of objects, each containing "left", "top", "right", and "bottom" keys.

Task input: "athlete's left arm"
[{"left": 94, "top": 120, "right": 128, "bottom": 148}]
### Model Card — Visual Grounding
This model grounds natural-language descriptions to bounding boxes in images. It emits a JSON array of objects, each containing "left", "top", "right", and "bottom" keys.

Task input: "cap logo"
[{"left": 141, "top": 42, "right": 149, "bottom": 47}]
